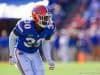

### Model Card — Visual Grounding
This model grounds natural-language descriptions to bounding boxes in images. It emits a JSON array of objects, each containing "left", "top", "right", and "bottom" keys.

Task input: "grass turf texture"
[{"left": 0, "top": 62, "right": 100, "bottom": 75}]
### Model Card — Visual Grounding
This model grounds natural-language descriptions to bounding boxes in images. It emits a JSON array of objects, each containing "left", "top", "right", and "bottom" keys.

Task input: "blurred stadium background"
[{"left": 0, "top": 0, "right": 100, "bottom": 75}]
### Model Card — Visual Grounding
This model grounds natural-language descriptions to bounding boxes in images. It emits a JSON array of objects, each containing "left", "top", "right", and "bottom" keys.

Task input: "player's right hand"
[{"left": 9, "top": 56, "right": 16, "bottom": 65}]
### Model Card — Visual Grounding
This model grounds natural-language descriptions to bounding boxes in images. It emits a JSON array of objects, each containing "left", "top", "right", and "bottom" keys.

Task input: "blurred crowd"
[
  {"left": 0, "top": 0, "right": 100, "bottom": 62},
  {"left": 48, "top": 0, "right": 100, "bottom": 62},
  {"left": 0, "top": 29, "right": 9, "bottom": 61}
]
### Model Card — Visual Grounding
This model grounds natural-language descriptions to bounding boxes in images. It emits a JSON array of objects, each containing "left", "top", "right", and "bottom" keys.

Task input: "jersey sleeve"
[
  {"left": 45, "top": 23, "right": 56, "bottom": 40},
  {"left": 13, "top": 20, "right": 24, "bottom": 36}
]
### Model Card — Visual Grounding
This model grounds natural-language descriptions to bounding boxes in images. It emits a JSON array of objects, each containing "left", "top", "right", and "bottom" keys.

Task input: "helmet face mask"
[
  {"left": 32, "top": 5, "right": 52, "bottom": 28},
  {"left": 38, "top": 13, "right": 52, "bottom": 28}
]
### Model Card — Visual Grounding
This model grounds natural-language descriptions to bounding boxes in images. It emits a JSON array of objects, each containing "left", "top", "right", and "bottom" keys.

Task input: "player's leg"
[
  {"left": 31, "top": 50, "right": 44, "bottom": 75},
  {"left": 15, "top": 49, "right": 34, "bottom": 75}
]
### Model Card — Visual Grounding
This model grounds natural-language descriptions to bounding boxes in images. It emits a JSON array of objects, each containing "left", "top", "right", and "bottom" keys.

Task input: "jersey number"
[{"left": 24, "top": 38, "right": 41, "bottom": 48}]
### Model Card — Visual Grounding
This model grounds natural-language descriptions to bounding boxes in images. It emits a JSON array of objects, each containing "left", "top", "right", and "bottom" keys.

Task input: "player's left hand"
[{"left": 48, "top": 61, "right": 55, "bottom": 70}]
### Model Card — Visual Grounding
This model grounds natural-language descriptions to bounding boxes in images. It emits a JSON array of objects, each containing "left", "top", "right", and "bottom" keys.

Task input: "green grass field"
[{"left": 0, "top": 62, "right": 100, "bottom": 75}]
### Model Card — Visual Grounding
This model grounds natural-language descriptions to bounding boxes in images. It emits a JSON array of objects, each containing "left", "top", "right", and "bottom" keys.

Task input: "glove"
[
  {"left": 48, "top": 61, "right": 55, "bottom": 70},
  {"left": 9, "top": 56, "right": 16, "bottom": 65}
]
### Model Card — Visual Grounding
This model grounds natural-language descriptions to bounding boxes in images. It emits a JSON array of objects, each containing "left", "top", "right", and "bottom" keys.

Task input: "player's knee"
[{"left": 24, "top": 69, "right": 33, "bottom": 75}]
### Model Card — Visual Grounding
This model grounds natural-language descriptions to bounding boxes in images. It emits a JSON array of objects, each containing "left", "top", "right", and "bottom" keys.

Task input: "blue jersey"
[{"left": 14, "top": 19, "right": 55, "bottom": 53}]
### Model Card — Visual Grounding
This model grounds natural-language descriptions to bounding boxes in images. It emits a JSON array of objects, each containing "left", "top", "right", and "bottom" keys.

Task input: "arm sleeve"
[
  {"left": 42, "top": 39, "right": 54, "bottom": 64},
  {"left": 9, "top": 30, "right": 18, "bottom": 57}
]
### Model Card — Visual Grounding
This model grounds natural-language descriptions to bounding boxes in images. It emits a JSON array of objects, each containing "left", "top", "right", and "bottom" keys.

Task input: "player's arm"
[
  {"left": 42, "top": 23, "right": 56, "bottom": 69},
  {"left": 9, "top": 30, "right": 18, "bottom": 64},
  {"left": 42, "top": 38, "right": 55, "bottom": 70},
  {"left": 43, "top": 23, "right": 56, "bottom": 63}
]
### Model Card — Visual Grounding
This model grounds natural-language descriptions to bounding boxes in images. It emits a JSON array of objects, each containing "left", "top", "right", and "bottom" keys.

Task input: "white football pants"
[{"left": 15, "top": 48, "right": 44, "bottom": 75}]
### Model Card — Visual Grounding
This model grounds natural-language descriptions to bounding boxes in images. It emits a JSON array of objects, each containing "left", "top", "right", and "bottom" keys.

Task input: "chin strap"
[{"left": 39, "top": 24, "right": 46, "bottom": 28}]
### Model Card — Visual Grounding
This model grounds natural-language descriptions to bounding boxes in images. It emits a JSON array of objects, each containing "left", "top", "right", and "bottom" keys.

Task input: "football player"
[{"left": 9, "top": 5, "right": 55, "bottom": 75}]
